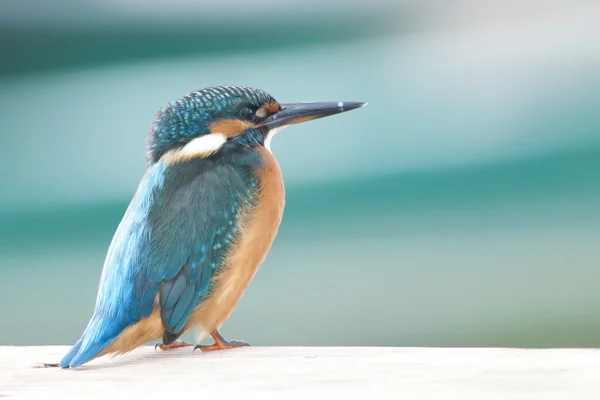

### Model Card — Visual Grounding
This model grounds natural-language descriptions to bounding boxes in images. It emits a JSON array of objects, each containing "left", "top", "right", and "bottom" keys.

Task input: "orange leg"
[
  {"left": 194, "top": 329, "right": 250, "bottom": 352},
  {"left": 155, "top": 340, "right": 193, "bottom": 351}
]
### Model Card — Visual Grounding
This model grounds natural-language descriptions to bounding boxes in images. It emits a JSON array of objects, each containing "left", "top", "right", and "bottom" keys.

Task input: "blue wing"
[{"left": 60, "top": 157, "right": 258, "bottom": 368}]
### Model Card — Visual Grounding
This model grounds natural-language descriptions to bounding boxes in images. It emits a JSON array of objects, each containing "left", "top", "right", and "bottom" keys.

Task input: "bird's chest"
[{"left": 187, "top": 148, "right": 285, "bottom": 332}]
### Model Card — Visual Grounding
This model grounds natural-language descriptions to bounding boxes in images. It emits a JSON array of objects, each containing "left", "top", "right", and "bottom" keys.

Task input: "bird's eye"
[{"left": 239, "top": 106, "right": 255, "bottom": 121}]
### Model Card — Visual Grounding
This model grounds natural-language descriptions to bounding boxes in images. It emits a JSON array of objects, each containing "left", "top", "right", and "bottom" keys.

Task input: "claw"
[
  {"left": 193, "top": 329, "right": 250, "bottom": 352},
  {"left": 155, "top": 340, "right": 193, "bottom": 351},
  {"left": 194, "top": 340, "right": 250, "bottom": 352}
]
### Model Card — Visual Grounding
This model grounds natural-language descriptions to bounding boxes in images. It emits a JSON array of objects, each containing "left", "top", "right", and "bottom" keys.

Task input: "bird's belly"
[{"left": 185, "top": 147, "right": 285, "bottom": 337}]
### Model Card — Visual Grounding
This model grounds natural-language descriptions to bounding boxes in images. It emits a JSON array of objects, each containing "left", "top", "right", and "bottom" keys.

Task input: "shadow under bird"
[{"left": 59, "top": 85, "right": 366, "bottom": 368}]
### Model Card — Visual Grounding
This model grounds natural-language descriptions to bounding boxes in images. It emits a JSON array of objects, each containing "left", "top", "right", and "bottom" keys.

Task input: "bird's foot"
[
  {"left": 193, "top": 329, "right": 250, "bottom": 352},
  {"left": 155, "top": 340, "right": 194, "bottom": 352},
  {"left": 194, "top": 340, "right": 250, "bottom": 352}
]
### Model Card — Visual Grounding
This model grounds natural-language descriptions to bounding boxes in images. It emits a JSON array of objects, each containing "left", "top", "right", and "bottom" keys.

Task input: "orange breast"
[{"left": 184, "top": 146, "right": 285, "bottom": 338}]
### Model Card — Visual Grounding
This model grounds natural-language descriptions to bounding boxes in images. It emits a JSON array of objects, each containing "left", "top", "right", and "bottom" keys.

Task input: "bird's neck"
[{"left": 146, "top": 145, "right": 266, "bottom": 192}]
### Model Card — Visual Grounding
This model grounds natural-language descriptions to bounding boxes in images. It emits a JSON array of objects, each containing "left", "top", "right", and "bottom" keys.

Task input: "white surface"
[{"left": 2, "top": 346, "right": 600, "bottom": 399}]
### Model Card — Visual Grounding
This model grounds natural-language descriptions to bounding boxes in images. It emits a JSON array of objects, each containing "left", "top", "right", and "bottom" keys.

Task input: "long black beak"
[{"left": 261, "top": 101, "right": 367, "bottom": 130}]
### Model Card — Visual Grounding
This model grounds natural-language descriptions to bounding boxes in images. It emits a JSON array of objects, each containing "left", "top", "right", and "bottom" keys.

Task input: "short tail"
[{"left": 59, "top": 314, "right": 128, "bottom": 368}]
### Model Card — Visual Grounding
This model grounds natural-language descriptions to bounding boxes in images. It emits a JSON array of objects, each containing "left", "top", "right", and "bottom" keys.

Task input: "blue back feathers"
[{"left": 60, "top": 144, "right": 265, "bottom": 368}]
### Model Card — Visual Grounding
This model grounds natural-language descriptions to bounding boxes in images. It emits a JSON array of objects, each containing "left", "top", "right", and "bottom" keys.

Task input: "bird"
[{"left": 59, "top": 85, "right": 366, "bottom": 368}]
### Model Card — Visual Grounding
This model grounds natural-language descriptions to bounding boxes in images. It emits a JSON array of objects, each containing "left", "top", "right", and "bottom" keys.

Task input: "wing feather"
[{"left": 60, "top": 158, "right": 259, "bottom": 367}]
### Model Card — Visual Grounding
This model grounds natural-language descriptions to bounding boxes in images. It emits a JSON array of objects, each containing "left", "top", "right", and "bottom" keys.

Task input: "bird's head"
[{"left": 147, "top": 85, "right": 366, "bottom": 164}]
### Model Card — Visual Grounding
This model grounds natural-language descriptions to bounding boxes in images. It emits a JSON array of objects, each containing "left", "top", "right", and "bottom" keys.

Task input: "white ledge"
[{"left": 2, "top": 346, "right": 600, "bottom": 399}]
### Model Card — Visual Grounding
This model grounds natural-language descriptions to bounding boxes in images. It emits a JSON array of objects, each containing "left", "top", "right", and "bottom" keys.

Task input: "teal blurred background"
[{"left": 1, "top": 0, "right": 599, "bottom": 348}]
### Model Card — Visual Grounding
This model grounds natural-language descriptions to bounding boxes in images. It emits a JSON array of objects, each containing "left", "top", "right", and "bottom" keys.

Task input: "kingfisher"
[{"left": 59, "top": 85, "right": 366, "bottom": 368}]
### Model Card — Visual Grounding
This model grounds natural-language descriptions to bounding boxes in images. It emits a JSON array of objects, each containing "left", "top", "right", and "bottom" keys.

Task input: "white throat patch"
[
  {"left": 264, "top": 126, "right": 286, "bottom": 153},
  {"left": 161, "top": 133, "right": 227, "bottom": 164}
]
